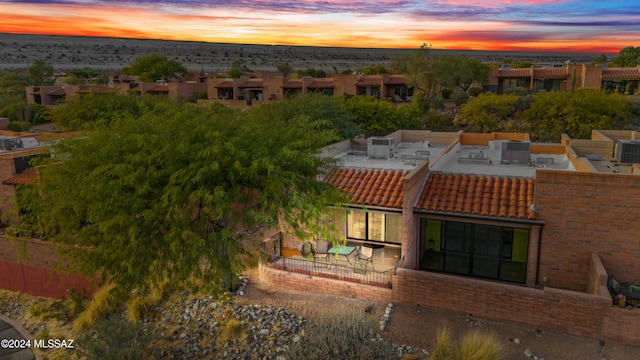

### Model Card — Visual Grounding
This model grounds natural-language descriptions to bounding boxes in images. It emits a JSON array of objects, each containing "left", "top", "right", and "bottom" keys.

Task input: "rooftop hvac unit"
[
  {"left": 615, "top": 140, "right": 640, "bottom": 164},
  {"left": 0, "top": 137, "right": 23, "bottom": 150},
  {"left": 500, "top": 64, "right": 511, "bottom": 70},
  {"left": 500, "top": 140, "right": 530, "bottom": 165},
  {"left": 367, "top": 137, "right": 395, "bottom": 159}
]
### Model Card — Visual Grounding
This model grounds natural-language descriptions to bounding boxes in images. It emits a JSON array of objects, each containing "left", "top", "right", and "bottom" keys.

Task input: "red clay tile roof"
[
  {"left": 498, "top": 69, "right": 531, "bottom": 78},
  {"left": 45, "top": 88, "right": 66, "bottom": 96},
  {"left": 282, "top": 80, "right": 303, "bottom": 89},
  {"left": 215, "top": 80, "right": 234, "bottom": 88},
  {"left": 147, "top": 85, "right": 169, "bottom": 92},
  {"left": 355, "top": 76, "right": 382, "bottom": 86},
  {"left": 416, "top": 173, "right": 536, "bottom": 220},
  {"left": 307, "top": 80, "right": 335, "bottom": 89},
  {"left": 324, "top": 168, "right": 408, "bottom": 209},
  {"left": 533, "top": 68, "right": 567, "bottom": 78},
  {"left": 2, "top": 170, "right": 38, "bottom": 186},
  {"left": 602, "top": 68, "right": 640, "bottom": 79},
  {"left": 238, "top": 80, "right": 264, "bottom": 88},
  {"left": 384, "top": 75, "right": 407, "bottom": 85}
]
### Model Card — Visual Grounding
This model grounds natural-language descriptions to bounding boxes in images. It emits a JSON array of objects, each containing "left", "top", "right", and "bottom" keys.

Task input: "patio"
[{"left": 262, "top": 233, "right": 403, "bottom": 288}]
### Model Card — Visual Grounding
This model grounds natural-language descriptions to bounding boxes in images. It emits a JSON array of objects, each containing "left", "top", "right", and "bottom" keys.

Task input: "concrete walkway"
[{"left": 0, "top": 316, "right": 35, "bottom": 360}]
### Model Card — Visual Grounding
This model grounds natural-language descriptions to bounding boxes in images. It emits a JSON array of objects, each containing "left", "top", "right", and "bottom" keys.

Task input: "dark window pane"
[
  {"left": 473, "top": 255, "right": 499, "bottom": 278},
  {"left": 500, "top": 261, "right": 527, "bottom": 283},
  {"left": 444, "top": 253, "right": 470, "bottom": 275}
]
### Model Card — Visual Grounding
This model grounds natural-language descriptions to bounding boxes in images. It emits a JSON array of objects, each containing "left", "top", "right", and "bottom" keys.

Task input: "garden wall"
[
  {"left": 259, "top": 262, "right": 392, "bottom": 304},
  {"left": 0, "top": 235, "right": 93, "bottom": 298}
]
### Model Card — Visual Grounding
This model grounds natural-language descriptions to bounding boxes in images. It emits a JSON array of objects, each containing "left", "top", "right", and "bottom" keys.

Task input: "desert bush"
[
  {"left": 459, "top": 330, "right": 502, "bottom": 360},
  {"left": 289, "top": 306, "right": 395, "bottom": 360},
  {"left": 442, "top": 88, "right": 453, "bottom": 99},
  {"left": 126, "top": 279, "right": 170, "bottom": 322},
  {"left": 451, "top": 89, "right": 470, "bottom": 106},
  {"left": 73, "top": 283, "right": 118, "bottom": 333},
  {"left": 76, "top": 316, "right": 156, "bottom": 360},
  {"left": 468, "top": 87, "right": 483, "bottom": 97},
  {"left": 503, "top": 86, "right": 529, "bottom": 97},
  {"left": 431, "top": 95, "right": 445, "bottom": 110},
  {"left": 429, "top": 327, "right": 457, "bottom": 360},
  {"left": 218, "top": 317, "right": 248, "bottom": 346},
  {"left": 8, "top": 121, "right": 31, "bottom": 132}
]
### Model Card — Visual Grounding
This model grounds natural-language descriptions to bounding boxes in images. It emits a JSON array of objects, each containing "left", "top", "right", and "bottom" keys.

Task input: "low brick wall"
[
  {"left": 0, "top": 235, "right": 94, "bottom": 298},
  {"left": 259, "top": 262, "right": 392, "bottom": 304},
  {"left": 393, "top": 268, "right": 608, "bottom": 339},
  {"left": 0, "top": 259, "right": 92, "bottom": 298}
]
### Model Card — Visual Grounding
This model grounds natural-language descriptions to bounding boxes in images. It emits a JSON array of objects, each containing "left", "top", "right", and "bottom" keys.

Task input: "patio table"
[{"left": 327, "top": 245, "right": 356, "bottom": 265}]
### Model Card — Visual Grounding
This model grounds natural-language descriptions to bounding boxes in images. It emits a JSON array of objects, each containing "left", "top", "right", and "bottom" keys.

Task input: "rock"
[
  {"left": 514, "top": 338, "right": 520, "bottom": 344},
  {"left": 525, "top": 349, "right": 533, "bottom": 358}
]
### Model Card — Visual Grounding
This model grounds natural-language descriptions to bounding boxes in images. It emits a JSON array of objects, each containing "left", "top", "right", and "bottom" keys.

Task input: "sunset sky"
[{"left": 1, "top": 0, "right": 639, "bottom": 53}]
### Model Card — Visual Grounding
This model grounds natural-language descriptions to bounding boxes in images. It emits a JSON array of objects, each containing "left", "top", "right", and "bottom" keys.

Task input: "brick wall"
[
  {"left": 0, "top": 236, "right": 94, "bottom": 297},
  {"left": 392, "top": 268, "right": 610, "bottom": 340},
  {"left": 535, "top": 170, "right": 640, "bottom": 292},
  {"left": 259, "top": 262, "right": 392, "bottom": 303},
  {"left": 401, "top": 162, "right": 430, "bottom": 269}
]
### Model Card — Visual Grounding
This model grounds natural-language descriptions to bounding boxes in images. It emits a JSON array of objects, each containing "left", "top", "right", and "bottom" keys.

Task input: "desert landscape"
[{"left": 0, "top": 33, "right": 606, "bottom": 73}]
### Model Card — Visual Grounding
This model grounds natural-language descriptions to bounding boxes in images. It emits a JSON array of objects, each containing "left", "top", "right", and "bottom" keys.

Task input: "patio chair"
[
  {"left": 313, "top": 239, "right": 331, "bottom": 266},
  {"left": 355, "top": 244, "right": 375, "bottom": 271}
]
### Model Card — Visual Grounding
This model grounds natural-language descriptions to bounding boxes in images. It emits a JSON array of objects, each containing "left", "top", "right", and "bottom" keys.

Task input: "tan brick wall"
[
  {"left": 259, "top": 262, "right": 392, "bottom": 303},
  {"left": 401, "top": 162, "right": 430, "bottom": 269},
  {"left": 392, "top": 268, "right": 609, "bottom": 340},
  {"left": 535, "top": 170, "right": 640, "bottom": 292}
]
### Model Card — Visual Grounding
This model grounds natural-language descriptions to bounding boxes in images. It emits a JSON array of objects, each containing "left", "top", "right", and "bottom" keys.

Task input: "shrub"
[
  {"left": 468, "top": 87, "right": 483, "bottom": 97},
  {"left": 8, "top": 121, "right": 31, "bottom": 132},
  {"left": 429, "top": 327, "right": 457, "bottom": 360},
  {"left": 289, "top": 306, "right": 395, "bottom": 360},
  {"left": 503, "top": 86, "right": 529, "bottom": 97},
  {"left": 73, "top": 283, "right": 118, "bottom": 333},
  {"left": 451, "top": 89, "right": 470, "bottom": 106},
  {"left": 218, "top": 317, "right": 247, "bottom": 346},
  {"left": 431, "top": 95, "right": 444, "bottom": 110},
  {"left": 442, "top": 88, "right": 453, "bottom": 100},
  {"left": 459, "top": 330, "right": 502, "bottom": 360},
  {"left": 126, "top": 279, "right": 170, "bottom": 322},
  {"left": 76, "top": 316, "right": 156, "bottom": 360}
]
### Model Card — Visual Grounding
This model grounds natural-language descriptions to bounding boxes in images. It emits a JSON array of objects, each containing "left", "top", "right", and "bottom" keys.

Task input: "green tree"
[
  {"left": 122, "top": 53, "right": 188, "bottom": 82},
  {"left": 0, "top": 71, "right": 30, "bottom": 100},
  {"left": 28, "top": 60, "right": 55, "bottom": 86},
  {"left": 609, "top": 46, "right": 640, "bottom": 67},
  {"left": 338, "top": 95, "right": 422, "bottom": 136},
  {"left": 276, "top": 62, "right": 294, "bottom": 78},
  {"left": 29, "top": 100, "right": 349, "bottom": 300},
  {"left": 297, "top": 68, "right": 326, "bottom": 78},
  {"left": 455, "top": 93, "right": 521, "bottom": 133},
  {"left": 435, "top": 55, "right": 489, "bottom": 91},
  {"left": 50, "top": 93, "right": 147, "bottom": 130},
  {"left": 0, "top": 102, "right": 50, "bottom": 124},
  {"left": 520, "top": 89, "right": 636, "bottom": 141},
  {"left": 391, "top": 44, "right": 439, "bottom": 101},
  {"left": 591, "top": 54, "right": 609, "bottom": 66},
  {"left": 248, "top": 93, "right": 360, "bottom": 139},
  {"left": 361, "top": 65, "right": 388, "bottom": 75}
]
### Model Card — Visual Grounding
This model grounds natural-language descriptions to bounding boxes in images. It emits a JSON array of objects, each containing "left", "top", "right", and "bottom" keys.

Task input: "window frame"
[{"left": 346, "top": 208, "right": 402, "bottom": 245}]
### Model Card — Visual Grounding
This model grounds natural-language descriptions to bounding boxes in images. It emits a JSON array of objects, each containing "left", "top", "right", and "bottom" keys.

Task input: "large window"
[
  {"left": 419, "top": 219, "right": 529, "bottom": 283},
  {"left": 347, "top": 209, "right": 401, "bottom": 244}
]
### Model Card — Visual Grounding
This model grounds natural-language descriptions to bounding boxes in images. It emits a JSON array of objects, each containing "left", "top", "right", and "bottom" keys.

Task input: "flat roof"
[
  {"left": 430, "top": 143, "right": 574, "bottom": 177},
  {"left": 335, "top": 142, "right": 446, "bottom": 171}
]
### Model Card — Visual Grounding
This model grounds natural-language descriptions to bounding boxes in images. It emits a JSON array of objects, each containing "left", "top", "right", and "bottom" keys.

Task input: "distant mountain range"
[{"left": 0, "top": 33, "right": 604, "bottom": 73}]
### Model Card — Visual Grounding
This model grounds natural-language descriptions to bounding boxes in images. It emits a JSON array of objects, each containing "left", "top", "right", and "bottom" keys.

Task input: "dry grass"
[
  {"left": 429, "top": 327, "right": 457, "bottom": 360},
  {"left": 218, "top": 318, "right": 247, "bottom": 345},
  {"left": 126, "top": 279, "right": 170, "bottom": 322},
  {"left": 459, "top": 330, "right": 502, "bottom": 360},
  {"left": 73, "top": 283, "right": 117, "bottom": 333}
]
